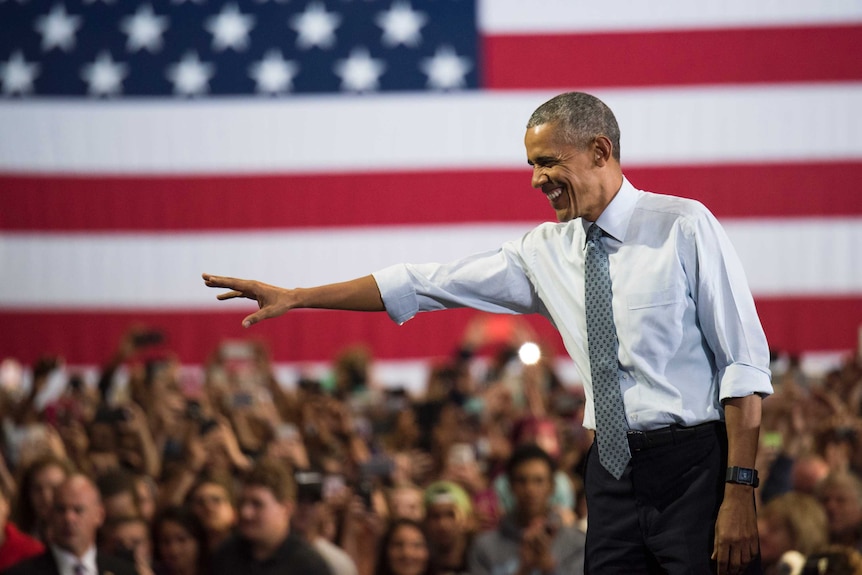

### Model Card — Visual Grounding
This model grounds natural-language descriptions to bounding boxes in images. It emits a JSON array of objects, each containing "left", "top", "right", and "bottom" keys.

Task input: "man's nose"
[{"left": 531, "top": 167, "right": 546, "bottom": 189}]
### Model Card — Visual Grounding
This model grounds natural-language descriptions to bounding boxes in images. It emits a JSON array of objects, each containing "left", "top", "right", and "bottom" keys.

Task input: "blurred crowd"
[{"left": 0, "top": 316, "right": 861, "bottom": 575}]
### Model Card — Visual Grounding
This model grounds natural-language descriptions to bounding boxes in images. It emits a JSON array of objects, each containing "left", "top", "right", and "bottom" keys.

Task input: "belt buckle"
[{"left": 626, "top": 430, "right": 647, "bottom": 452}]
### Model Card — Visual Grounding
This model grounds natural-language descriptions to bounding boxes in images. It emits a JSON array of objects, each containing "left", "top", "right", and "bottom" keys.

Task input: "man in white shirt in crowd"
[{"left": 203, "top": 90, "right": 772, "bottom": 574}]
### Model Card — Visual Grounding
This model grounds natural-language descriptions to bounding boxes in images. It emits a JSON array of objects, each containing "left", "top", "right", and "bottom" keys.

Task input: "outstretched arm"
[{"left": 202, "top": 273, "right": 384, "bottom": 328}]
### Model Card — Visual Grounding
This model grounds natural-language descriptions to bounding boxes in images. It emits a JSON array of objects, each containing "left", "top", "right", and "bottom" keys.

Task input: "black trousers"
[{"left": 583, "top": 422, "right": 762, "bottom": 574}]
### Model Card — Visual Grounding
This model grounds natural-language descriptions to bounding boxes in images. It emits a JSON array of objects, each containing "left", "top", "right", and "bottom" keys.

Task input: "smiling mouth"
[{"left": 545, "top": 187, "right": 563, "bottom": 201}]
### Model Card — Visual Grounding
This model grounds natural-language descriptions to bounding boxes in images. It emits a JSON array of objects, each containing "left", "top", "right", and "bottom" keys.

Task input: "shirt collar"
[
  {"left": 50, "top": 544, "right": 97, "bottom": 575},
  {"left": 581, "top": 175, "right": 640, "bottom": 243}
]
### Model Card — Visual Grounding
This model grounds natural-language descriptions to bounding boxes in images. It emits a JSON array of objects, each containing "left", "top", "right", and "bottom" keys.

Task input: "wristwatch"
[{"left": 726, "top": 466, "right": 759, "bottom": 487}]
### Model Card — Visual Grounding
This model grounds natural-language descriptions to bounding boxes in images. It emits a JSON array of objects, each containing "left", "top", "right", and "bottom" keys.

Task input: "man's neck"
[{"left": 249, "top": 531, "right": 289, "bottom": 562}]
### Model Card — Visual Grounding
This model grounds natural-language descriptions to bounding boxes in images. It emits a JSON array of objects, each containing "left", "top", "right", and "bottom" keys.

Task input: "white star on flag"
[
  {"left": 334, "top": 47, "right": 385, "bottom": 93},
  {"left": 81, "top": 51, "right": 128, "bottom": 96},
  {"left": 290, "top": 2, "right": 341, "bottom": 50},
  {"left": 205, "top": 4, "right": 255, "bottom": 52},
  {"left": 166, "top": 52, "right": 214, "bottom": 96},
  {"left": 376, "top": 1, "right": 426, "bottom": 48},
  {"left": 0, "top": 51, "right": 40, "bottom": 95},
  {"left": 420, "top": 45, "right": 472, "bottom": 90},
  {"left": 34, "top": 4, "right": 82, "bottom": 52},
  {"left": 121, "top": 4, "right": 169, "bottom": 53},
  {"left": 249, "top": 50, "right": 298, "bottom": 94}
]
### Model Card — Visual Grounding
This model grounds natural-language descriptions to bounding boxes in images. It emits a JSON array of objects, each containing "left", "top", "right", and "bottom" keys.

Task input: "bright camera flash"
[{"left": 518, "top": 342, "right": 541, "bottom": 365}]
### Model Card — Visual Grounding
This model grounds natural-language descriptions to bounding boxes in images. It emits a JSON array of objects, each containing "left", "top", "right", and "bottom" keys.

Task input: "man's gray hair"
[{"left": 527, "top": 92, "right": 621, "bottom": 161}]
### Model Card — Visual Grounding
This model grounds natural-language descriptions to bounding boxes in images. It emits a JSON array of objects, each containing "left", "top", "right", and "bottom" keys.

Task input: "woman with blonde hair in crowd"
[
  {"left": 759, "top": 492, "right": 830, "bottom": 574},
  {"left": 818, "top": 470, "right": 862, "bottom": 551}
]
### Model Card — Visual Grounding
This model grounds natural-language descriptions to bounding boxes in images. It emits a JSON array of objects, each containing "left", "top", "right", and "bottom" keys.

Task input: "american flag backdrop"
[{"left": 1, "top": 0, "right": 861, "bottom": 382}]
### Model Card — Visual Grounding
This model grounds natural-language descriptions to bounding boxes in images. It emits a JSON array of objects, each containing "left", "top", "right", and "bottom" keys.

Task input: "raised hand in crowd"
[
  {"left": 340, "top": 493, "right": 386, "bottom": 575},
  {"left": 115, "top": 401, "right": 161, "bottom": 478}
]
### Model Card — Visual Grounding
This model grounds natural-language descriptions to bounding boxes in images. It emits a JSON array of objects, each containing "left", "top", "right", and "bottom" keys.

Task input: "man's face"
[
  {"left": 238, "top": 485, "right": 291, "bottom": 546},
  {"left": 525, "top": 122, "right": 606, "bottom": 223},
  {"left": 50, "top": 477, "right": 105, "bottom": 557},
  {"left": 510, "top": 459, "right": 554, "bottom": 521}
]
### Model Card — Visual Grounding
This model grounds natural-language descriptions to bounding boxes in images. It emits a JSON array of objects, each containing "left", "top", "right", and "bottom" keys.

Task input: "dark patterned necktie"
[
  {"left": 585, "top": 224, "right": 631, "bottom": 479},
  {"left": 73, "top": 563, "right": 86, "bottom": 575}
]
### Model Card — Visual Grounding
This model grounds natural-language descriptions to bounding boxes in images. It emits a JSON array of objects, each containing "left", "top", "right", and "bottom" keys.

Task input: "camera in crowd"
[
  {"left": 185, "top": 400, "right": 218, "bottom": 435},
  {"left": 94, "top": 406, "right": 130, "bottom": 424}
]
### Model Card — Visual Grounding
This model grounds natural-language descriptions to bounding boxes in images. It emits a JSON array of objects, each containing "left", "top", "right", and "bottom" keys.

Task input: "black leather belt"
[{"left": 626, "top": 421, "right": 721, "bottom": 452}]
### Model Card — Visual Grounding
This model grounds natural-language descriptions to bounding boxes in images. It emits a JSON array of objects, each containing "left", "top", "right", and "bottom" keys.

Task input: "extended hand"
[{"left": 202, "top": 273, "right": 292, "bottom": 327}]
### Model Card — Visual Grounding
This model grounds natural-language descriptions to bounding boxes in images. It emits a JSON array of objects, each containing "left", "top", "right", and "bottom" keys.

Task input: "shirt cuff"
[
  {"left": 718, "top": 362, "right": 773, "bottom": 402},
  {"left": 372, "top": 264, "right": 418, "bottom": 325}
]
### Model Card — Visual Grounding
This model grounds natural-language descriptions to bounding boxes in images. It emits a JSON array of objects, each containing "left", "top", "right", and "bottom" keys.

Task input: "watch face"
[{"left": 738, "top": 469, "right": 753, "bottom": 482}]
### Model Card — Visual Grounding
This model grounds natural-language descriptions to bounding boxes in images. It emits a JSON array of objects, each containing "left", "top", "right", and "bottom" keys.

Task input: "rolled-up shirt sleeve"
[
  {"left": 683, "top": 207, "right": 773, "bottom": 401},
  {"left": 372, "top": 243, "right": 542, "bottom": 325}
]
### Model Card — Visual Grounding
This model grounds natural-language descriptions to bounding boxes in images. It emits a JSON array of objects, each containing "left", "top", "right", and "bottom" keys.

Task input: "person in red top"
[{"left": 0, "top": 482, "right": 45, "bottom": 571}]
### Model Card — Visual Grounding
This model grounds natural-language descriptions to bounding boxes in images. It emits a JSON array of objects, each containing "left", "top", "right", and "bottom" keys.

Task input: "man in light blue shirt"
[{"left": 204, "top": 91, "right": 771, "bottom": 574}]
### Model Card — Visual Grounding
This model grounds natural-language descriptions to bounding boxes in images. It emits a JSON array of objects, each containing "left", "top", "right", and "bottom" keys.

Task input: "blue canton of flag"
[{"left": 0, "top": 0, "right": 478, "bottom": 97}]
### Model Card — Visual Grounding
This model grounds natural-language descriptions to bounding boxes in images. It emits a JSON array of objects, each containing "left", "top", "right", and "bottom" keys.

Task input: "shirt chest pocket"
[{"left": 625, "top": 287, "right": 686, "bottom": 360}]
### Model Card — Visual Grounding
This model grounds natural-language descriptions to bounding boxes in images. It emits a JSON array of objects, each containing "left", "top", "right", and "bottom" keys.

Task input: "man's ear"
[
  {"left": 282, "top": 499, "right": 295, "bottom": 521},
  {"left": 594, "top": 136, "right": 614, "bottom": 166},
  {"left": 95, "top": 502, "right": 106, "bottom": 529}
]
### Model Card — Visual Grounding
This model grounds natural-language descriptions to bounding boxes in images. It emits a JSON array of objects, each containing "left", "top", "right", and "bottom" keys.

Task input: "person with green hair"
[{"left": 423, "top": 481, "right": 474, "bottom": 575}]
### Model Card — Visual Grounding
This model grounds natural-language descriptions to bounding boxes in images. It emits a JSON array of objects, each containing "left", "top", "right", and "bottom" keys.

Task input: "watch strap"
[{"left": 726, "top": 466, "right": 759, "bottom": 488}]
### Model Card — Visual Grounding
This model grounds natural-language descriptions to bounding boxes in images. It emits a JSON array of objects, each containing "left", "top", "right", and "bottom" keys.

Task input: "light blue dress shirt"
[{"left": 373, "top": 177, "right": 773, "bottom": 431}]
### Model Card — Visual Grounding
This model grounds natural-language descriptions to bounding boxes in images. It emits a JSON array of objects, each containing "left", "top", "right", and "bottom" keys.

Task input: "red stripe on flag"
[
  {"left": 1, "top": 297, "right": 858, "bottom": 365},
  {"left": 0, "top": 308, "right": 561, "bottom": 366},
  {"left": 2, "top": 162, "right": 860, "bottom": 232},
  {"left": 483, "top": 24, "right": 862, "bottom": 89}
]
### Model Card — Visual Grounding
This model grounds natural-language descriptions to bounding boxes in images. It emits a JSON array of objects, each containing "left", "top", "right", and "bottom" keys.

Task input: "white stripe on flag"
[
  {"left": 2, "top": 84, "right": 861, "bottom": 173},
  {"left": 480, "top": 0, "right": 862, "bottom": 33},
  {"left": 3, "top": 218, "right": 861, "bottom": 308}
]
